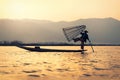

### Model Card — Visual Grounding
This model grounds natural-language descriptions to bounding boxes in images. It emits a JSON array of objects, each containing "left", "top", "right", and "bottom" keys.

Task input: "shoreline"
[{"left": 0, "top": 43, "right": 120, "bottom": 46}]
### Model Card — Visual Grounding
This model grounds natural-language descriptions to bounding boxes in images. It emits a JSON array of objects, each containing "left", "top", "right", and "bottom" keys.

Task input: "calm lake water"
[{"left": 0, "top": 46, "right": 120, "bottom": 80}]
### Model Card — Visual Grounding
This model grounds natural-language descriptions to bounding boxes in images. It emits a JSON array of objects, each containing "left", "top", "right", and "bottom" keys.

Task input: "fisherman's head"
[{"left": 84, "top": 30, "right": 88, "bottom": 33}]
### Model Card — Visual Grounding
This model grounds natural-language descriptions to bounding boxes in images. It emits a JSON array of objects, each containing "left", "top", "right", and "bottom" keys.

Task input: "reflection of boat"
[{"left": 17, "top": 46, "right": 87, "bottom": 52}]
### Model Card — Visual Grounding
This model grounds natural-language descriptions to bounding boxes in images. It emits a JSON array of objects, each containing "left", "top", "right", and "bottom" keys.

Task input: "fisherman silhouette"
[{"left": 73, "top": 30, "right": 90, "bottom": 50}]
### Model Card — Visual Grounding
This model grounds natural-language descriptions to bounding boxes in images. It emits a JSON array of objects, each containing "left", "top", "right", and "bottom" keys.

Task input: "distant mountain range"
[{"left": 0, "top": 17, "right": 120, "bottom": 44}]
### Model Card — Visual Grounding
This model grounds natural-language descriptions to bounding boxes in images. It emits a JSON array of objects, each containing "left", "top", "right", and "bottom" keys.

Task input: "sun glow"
[
  {"left": 0, "top": 0, "right": 120, "bottom": 21},
  {"left": 7, "top": 3, "right": 27, "bottom": 19}
]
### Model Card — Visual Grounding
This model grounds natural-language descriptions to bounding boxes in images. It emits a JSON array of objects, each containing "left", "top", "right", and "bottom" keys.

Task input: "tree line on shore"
[{"left": 0, "top": 40, "right": 120, "bottom": 46}]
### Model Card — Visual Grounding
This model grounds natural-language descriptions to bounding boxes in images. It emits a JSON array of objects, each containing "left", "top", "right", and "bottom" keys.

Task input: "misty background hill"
[{"left": 0, "top": 17, "right": 120, "bottom": 44}]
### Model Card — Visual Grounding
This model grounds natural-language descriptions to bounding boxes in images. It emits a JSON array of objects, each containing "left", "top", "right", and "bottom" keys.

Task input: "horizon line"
[{"left": 0, "top": 17, "right": 119, "bottom": 22}]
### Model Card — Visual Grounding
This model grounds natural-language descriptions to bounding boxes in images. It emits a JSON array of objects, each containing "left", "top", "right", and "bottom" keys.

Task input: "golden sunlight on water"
[{"left": 0, "top": 46, "right": 120, "bottom": 80}]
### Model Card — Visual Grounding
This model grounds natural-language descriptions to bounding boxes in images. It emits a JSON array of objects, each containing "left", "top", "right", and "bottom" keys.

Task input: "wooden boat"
[{"left": 17, "top": 46, "right": 87, "bottom": 52}]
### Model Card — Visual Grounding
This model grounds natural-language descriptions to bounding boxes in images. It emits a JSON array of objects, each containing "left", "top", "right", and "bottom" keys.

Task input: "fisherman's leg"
[
  {"left": 73, "top": 37, "right": 81, "bottom": 42},
  {"left": 81, "top": 41, "right": 84, "bottom": 50}
]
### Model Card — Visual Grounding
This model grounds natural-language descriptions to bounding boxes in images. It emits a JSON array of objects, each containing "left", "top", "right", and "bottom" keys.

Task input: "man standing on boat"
[{"left": 73, "top": 30, "right": 90, "bottom": 50}]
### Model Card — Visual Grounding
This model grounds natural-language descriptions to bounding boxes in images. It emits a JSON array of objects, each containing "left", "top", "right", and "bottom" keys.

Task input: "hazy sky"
[{"left": 0, "top": 0, "right": 120, "bottom": 21}]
